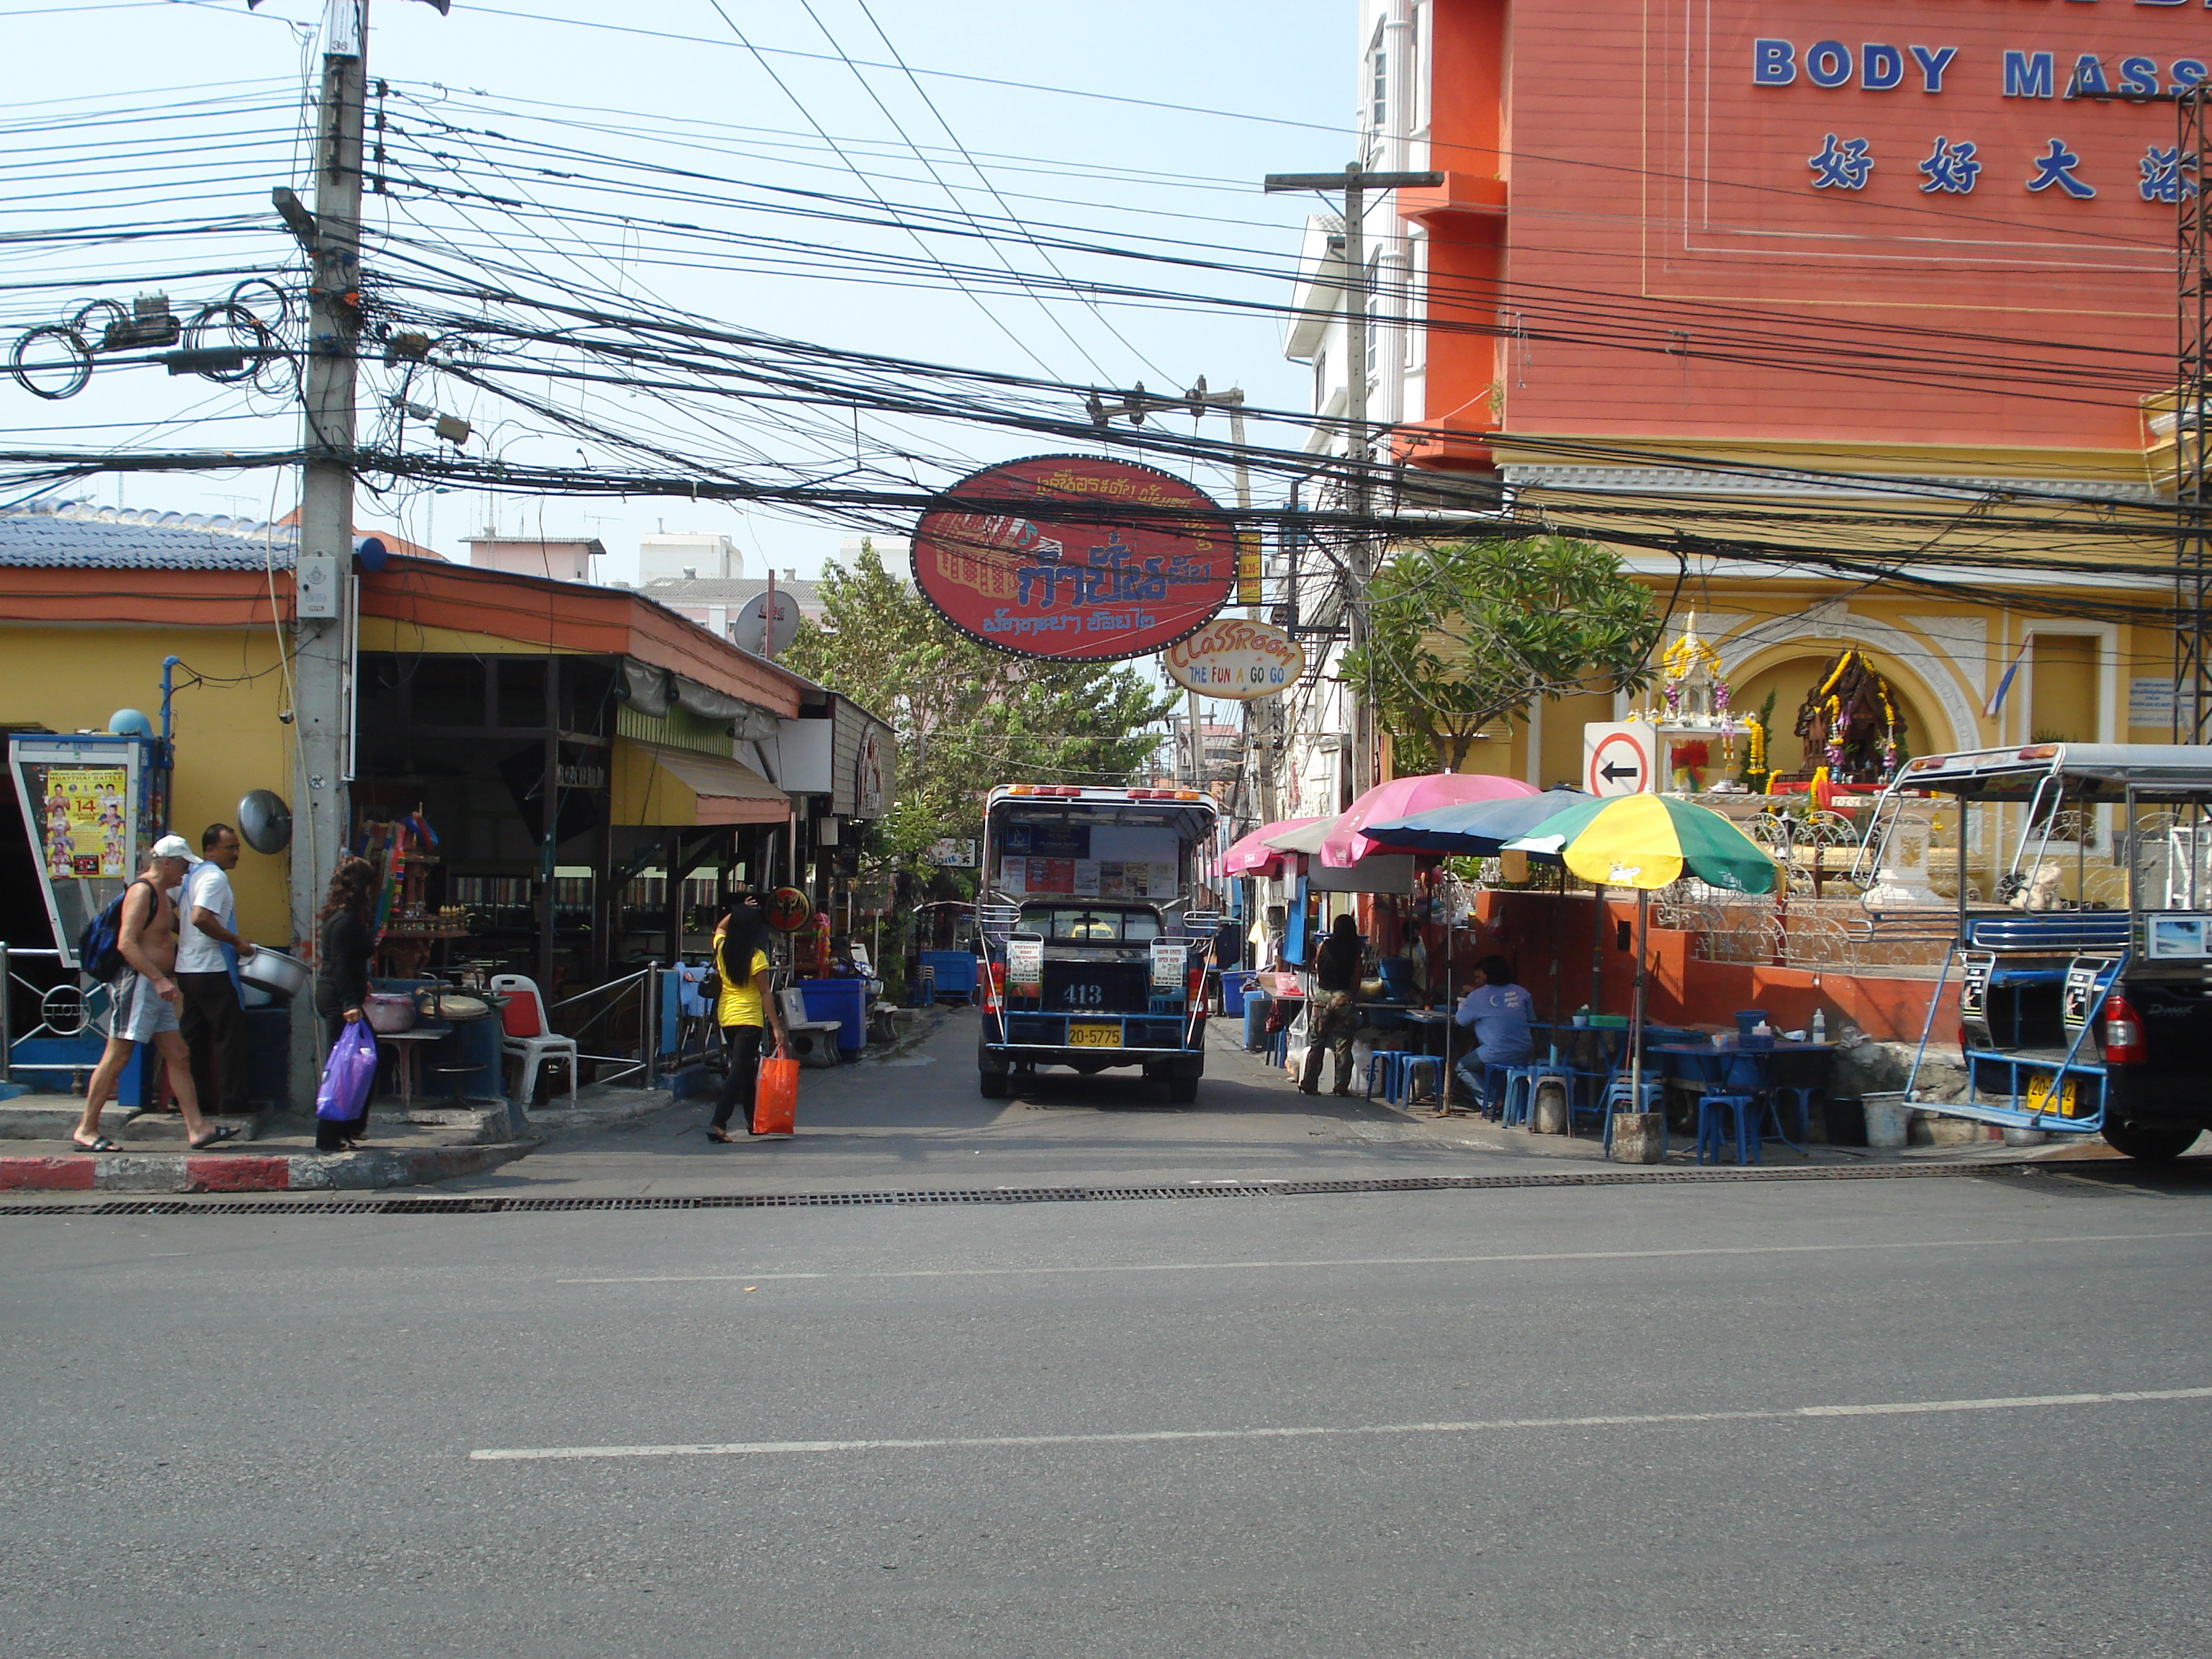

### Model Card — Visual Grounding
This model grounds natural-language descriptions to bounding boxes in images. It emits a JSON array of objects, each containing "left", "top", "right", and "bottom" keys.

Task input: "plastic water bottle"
[{"left": 1810, "top": 1008, "right": 1827, "bottom": 1045}]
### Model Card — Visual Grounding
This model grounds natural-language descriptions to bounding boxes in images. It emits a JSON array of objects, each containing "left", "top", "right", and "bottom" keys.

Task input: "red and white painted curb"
[{"left": 0, "top": 1142, "right": 530, "bottom": 1194}]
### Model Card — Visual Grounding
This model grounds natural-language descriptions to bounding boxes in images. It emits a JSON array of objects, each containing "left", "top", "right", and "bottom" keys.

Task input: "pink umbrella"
[
  {"left": 1321, "top": 773, "right": 1540, "bottom": 867},
  {"left": 1220, "top": 817, "right": 1326, "bottom": 879}
]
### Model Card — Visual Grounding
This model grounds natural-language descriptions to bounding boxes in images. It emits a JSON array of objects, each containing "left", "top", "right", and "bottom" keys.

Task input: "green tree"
[
  {"left": 1344, "top": 536, "right": 1661, "bottom": 773},
  {"left": 781, "top": 539, "right": 1177, "bottom": 884}
]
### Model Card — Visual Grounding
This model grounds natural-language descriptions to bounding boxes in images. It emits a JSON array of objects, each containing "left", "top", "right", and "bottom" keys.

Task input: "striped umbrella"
[{"left": 1507, "top": 795, "right": 1779, "bottom": 1124}]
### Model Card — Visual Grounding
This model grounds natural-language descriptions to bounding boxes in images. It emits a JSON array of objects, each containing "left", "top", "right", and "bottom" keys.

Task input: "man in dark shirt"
[{"left": 1300, "top": 914, "right": 1364, "bottom": 1095}]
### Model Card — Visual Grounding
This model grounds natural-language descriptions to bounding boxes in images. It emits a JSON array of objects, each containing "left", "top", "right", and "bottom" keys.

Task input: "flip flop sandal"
[
  {"left": 706, "top": 1128, "right": 735, "bottom": 1143},
  {"left": 71, "top": 1136, "right": 120, "bottom": 1153},
  {"left": 188, "top": 1125, "right": 241, "bottom": 1151}
]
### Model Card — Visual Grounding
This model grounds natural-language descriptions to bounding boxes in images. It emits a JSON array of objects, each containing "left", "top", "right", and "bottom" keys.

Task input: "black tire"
[
  {"left": 2100, "top": 1119, "right": 2201, "bottom": 1162},
  {"left": 979, "top": 1067, "right": 1009, "bottom": 1099},
  {"left": 1166, "top": 1074, "right": 1200, "bottom": 1105}
]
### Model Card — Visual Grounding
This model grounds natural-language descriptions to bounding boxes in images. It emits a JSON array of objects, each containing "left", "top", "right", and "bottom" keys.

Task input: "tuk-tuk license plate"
[
  {"left": 1068, "top": 1023, "right": 1123, "bottom": 1048},
  {"left": 2026, "top": 1072, "right": 2080, "bottom": 1118}
]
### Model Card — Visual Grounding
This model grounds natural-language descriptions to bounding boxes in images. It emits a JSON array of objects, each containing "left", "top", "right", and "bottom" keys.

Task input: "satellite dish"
[
  {"left": 733, "top": 590, "right": 801, "bottom": 656},
  {"left": 238, "top": 788, "right": 292, "bottom": 854}
]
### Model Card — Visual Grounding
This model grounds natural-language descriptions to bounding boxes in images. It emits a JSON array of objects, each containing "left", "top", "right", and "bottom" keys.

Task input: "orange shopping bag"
[{"left": 752, "top": 1043, "right": 799, "bottom": 1136}]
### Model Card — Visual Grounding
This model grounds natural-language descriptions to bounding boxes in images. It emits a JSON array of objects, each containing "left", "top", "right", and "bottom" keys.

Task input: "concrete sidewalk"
[{"left": 420, "top": 1005, "right": 2074, "bottom": 1200}]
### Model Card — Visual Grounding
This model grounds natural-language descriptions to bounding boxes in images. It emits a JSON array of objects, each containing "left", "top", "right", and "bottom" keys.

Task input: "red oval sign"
[{"left": 911, "top": 454, "right": 1232, "bottom": 661}]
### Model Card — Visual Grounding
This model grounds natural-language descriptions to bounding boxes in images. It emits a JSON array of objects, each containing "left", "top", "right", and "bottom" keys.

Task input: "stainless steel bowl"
[{"left": 239, "top": 948, "right": 310, "bottom": 1002}]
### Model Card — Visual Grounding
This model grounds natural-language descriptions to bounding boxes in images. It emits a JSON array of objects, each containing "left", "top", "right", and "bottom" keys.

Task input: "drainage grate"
[{"left": 0, "top": 1158, "right": 2097, "bottom": 1218}]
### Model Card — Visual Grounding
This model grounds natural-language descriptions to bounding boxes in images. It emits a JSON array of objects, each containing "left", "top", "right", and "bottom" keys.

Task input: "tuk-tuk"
[{"left": 1874, "top": 744, "right": 2212, "bottom": 1161}]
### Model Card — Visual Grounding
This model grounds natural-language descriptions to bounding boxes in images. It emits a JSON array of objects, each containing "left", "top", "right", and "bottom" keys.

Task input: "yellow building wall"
[
  {"left": 2029, "top": 634, "right": 2101, "bottom": 745},
  {"left": 0, "top": 624, "right": 292, "bottom": 945}
]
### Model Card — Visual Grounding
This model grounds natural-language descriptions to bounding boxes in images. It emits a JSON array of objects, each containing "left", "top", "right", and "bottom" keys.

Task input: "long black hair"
[{"left": 718, "top": 897, "right": 770, "bottom": 973}]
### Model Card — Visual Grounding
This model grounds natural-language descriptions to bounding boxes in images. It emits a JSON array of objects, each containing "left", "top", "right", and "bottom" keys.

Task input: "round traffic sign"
[{"left": 1589, "top": 730, "right": 1649, "bottom": 796}]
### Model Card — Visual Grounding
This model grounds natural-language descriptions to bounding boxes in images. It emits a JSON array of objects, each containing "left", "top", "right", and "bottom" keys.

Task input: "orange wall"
[
  {"left": 1421, "top": 0, "right": 2190, "bottom": 453},
  {"left": 1475, "top": 889, "right": 1944, "bottom": 1043}
]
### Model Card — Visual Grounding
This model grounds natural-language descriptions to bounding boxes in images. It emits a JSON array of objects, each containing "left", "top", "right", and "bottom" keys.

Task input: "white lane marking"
[
  {"left": 469, "top": 1385, "right": 2212, "bottom": 1462},
  {"left": 555, "top": 1228, "right": 2212, "bottom": 1286}
]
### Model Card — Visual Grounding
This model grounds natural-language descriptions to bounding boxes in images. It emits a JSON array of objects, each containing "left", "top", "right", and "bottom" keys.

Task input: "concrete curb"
[{"left": 0, "top": 1140, "right": 535, "bottom": 1194}]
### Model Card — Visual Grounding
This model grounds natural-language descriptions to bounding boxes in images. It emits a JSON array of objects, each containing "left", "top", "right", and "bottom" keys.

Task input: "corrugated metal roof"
[{"left": 0, "top": 500, "right": 297, "bottom": 570}]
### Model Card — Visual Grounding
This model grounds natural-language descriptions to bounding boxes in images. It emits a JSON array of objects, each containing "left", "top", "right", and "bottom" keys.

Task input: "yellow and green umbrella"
[
  {"left": 1507, "top": 796, "right": 1779, "bottom": 1134},
  {"left": 1508, "top": 792, "right": 1780, "bottom": 896}
]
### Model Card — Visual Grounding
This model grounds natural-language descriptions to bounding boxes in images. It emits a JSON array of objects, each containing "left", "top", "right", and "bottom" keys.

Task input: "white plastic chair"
[{"left": 490, "top": 974, "right": 579, "bottom": 1107}]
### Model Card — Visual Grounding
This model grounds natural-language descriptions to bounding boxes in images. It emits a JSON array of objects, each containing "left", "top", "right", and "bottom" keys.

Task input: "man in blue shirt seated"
[{"left": 1452, "top": 955, "right": 1535, "bottom": 1111}]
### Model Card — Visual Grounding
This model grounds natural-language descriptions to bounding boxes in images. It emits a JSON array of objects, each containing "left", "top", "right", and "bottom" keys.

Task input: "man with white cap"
[{"left": 71, "top": 835, "right": 237, "bottom": 1152}]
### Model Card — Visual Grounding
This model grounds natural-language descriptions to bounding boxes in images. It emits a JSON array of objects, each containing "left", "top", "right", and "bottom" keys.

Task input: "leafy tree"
[
  {"left": 1344, "top": 535, "right": 1661, "bottom": 773},
  {"left": 781, "top": 539, "right": 1177, "bottom": 887}
]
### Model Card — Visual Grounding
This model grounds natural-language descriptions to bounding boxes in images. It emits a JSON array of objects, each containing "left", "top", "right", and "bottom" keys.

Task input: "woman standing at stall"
[
  {"left": 1299, "top": 912, "right": 1366, "bottom": 1096},
  {"left": 313, "top": 855, "right": 379, "bottom": 1153},
  {"left": 707, "top": 896, "right": 788, "bottom": 1143}
]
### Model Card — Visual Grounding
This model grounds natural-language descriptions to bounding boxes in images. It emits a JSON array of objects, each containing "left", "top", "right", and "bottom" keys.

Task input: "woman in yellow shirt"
[{"left": 708, "top": 898, "right": 788, "bottom": 1143}]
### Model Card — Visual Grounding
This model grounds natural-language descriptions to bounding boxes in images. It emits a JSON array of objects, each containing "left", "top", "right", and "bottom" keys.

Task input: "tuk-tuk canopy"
[{"left": 1898, "top": 744, "right": 2212, "bottom": 803}]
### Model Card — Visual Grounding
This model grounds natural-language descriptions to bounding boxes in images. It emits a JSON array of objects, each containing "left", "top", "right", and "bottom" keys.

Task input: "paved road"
[{"left": 4, "top": 1155, "right": 2208, "bottom": 1656}]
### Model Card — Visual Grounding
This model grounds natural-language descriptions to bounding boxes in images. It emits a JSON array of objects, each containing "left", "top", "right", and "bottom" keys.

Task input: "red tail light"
[
  {"left": 987, "top": 960, "right": 1007, "bottom": 1009},
  {"left": 1186, "top": 963, "right": 1205, "bottom": 1000},
  {"left": 2102, "top": 994, "right": 2146, "bottom": 1066}
]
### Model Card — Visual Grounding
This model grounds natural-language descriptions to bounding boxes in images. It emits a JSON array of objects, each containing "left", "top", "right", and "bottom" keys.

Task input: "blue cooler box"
[{"left": 799, "top": 977, "right": 868, "bottom": 1053}]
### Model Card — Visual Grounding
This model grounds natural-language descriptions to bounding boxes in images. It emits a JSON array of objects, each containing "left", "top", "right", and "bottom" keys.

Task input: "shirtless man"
[{"left": 72, "top": 835, "right": 238, "bottom": 1152}]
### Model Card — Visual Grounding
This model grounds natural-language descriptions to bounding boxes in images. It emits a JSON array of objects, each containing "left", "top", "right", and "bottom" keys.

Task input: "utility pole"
[
  {"left": 1084, "top": 375, "right": 1260, "bottom": 809},
  {"left": 2178, "top": 85, "right": 2211, "bottom": 741},
  {"left": 280, "top": 1, "right": 369, "bottom": 1107},
  {"left": 1264, "top": 163, "right": 1438, "bottom": 798}
]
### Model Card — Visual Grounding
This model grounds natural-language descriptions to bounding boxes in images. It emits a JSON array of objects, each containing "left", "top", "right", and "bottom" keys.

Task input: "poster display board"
[{"left": 7, "top": 732, "right": 166, "bottom": 963}]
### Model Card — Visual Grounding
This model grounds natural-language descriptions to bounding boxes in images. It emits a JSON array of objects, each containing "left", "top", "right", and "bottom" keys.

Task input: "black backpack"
[{"left": 77, "top": 879, "right": 153, "bottom": 981}]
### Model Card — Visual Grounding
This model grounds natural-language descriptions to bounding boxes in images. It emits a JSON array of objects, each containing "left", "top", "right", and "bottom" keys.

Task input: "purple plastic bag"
[{"left": 315, "top": 1019, "right": 379, "bottom": 1121}]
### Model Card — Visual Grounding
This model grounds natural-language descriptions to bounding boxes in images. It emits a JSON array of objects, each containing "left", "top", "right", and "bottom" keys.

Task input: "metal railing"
[
  {"left": 545, "top": 962, "right": 658, "bottom": 1090},
  {"left": 2, "top": 945, "right": 115, "bottom": 1085}
]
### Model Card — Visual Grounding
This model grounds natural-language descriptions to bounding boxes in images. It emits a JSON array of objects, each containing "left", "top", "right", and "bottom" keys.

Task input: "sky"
[{"left": 0, "top": 0, "right": 1359, "bottom": 603}]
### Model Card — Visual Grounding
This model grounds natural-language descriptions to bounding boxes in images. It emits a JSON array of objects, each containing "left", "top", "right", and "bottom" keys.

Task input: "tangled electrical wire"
[{"left": 5, "top": 278, "right": 299, "bottom": 402}]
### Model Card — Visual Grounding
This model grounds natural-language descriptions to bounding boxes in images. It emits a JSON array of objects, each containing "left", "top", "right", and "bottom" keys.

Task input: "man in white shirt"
[{"left": 174, "top": 822, "right": 258, "bottom": 1115}]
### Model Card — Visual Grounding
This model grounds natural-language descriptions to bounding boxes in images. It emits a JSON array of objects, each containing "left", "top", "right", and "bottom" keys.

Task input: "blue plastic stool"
[
  {"left": 1400, "top": 1054, "right": 1444, "bottom": 1106},
  {"left": 1696, "top": 1094, "right": 1763, "bottom": 1165},
  {"left": 1364, "top": 1050, "right": 1413, "bottom": 1105},
  {"left": 1498, "top": 1064, "right": 1567, "bottom": 1128}
]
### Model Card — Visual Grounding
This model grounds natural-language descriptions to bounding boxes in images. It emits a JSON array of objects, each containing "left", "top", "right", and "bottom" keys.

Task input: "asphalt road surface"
[{"left": 4, "top": 1156, "right": 2209, "bottom": 1657}]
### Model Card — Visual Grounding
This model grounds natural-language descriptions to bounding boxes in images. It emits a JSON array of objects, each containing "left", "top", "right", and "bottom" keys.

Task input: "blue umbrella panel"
[{"left": 1358, "top": 786, "right": 1591, "bottom": 858}]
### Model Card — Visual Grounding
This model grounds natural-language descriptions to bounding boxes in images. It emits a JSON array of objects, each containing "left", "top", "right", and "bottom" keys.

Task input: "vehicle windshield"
[{"left": 1019, "top": 905, "right": 1162, "bottom": 943}]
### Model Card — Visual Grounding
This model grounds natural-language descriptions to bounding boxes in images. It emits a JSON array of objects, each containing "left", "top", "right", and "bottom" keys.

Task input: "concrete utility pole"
[
  {"left": 282, "top": 1, "right": 369, "bottom": 1106},
  {"left": 1264, "top": 163, "right": 1438, "bottom": 799}
]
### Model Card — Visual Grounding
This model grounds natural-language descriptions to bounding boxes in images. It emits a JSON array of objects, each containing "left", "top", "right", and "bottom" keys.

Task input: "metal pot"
[
  {"left": 238, "top": 947, "right": 310, "bottom": 1002},
  {"left": 414, "top": 986, "right": 492, "bottom": 1022},
  {"left": 363, "top": 993, "right": 416, "bottom": 1034}
]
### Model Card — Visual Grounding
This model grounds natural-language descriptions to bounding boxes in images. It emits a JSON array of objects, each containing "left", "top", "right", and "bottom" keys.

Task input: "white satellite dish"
[{"left": 733, "top": 589, "right": 800, "bottom": 655}]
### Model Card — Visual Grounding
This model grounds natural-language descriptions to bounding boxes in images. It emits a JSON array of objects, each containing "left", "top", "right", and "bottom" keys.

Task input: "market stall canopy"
[
  {"left": 1357, "top": 786, "right": 1588, "bottom": 857},
  {"left": 1507, "top": 793, "right": 1778, "bottom": 894},
  {"left": 612, "top": 739, "right": 790, "bottom": 828},
  {"left": 1221, "top": 817, "right": 1326, "bottom": 878},
  {"left": 1321, "top": 773, "right": 1539, "bottom": 868},
  {"left": 1262, "top": 816, "right": 1337, "bottom": 856}
]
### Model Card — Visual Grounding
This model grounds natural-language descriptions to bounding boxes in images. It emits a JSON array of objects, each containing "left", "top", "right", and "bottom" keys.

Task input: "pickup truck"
[{"left": 974, "top": 784, "right": 1219, "bottom": 1101}]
